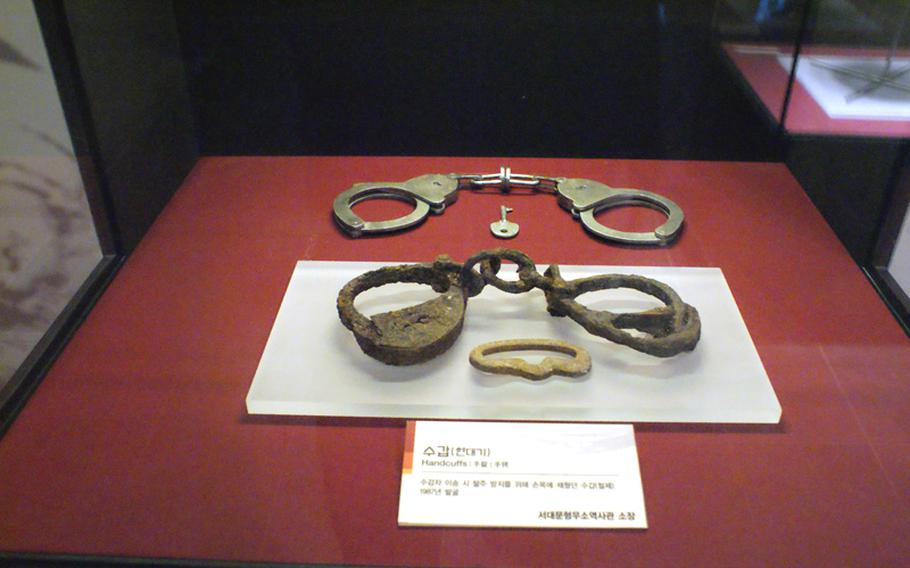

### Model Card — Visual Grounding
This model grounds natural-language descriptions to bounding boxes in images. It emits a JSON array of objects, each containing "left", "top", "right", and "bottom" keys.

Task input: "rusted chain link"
[{"left": 337, "top": 248, "right": 701, "bottom": 366}]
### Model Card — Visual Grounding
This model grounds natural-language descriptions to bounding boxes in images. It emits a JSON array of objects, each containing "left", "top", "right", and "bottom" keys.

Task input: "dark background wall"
[
  {"left": 62, "top": 0, "right": 197, "bottom": 252},
  {"left": 174, "top": 0, "right": 779, "bottom": 160}
]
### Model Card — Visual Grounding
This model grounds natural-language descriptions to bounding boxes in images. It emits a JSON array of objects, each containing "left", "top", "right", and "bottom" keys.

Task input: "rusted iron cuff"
[
  {"left": 541, "top": 265, "right": 701, "bottom": 358},
  {"left": 336, "top": 262, "right": 469, "bottom": 365}
]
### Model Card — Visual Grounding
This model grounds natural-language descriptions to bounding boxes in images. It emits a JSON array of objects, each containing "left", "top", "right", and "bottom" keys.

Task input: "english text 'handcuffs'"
[{"left": 332, "top": 167, "right": 684, "bottom": 245}]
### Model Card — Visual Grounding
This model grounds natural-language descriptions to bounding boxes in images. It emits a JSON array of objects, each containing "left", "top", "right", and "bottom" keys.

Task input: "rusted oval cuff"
[
  {"left": 543, "top": 269, "right": 700, "bottom": 358},
  {"left": 469, "top": 339, "right": 592, "bottom": 381},
  {"left": 336, "top": 263, "right": 468, "bottom": 365}
]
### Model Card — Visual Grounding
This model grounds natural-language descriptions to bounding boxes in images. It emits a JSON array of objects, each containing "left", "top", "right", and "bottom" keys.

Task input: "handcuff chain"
[{"left": 453, "top": 166, "right": 562, "bottom": 193}]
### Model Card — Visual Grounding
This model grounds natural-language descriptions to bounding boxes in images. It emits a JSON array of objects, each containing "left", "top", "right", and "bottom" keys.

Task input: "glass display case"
[{"left": 1, "top": 1, "right": 909, "bottom": 567}]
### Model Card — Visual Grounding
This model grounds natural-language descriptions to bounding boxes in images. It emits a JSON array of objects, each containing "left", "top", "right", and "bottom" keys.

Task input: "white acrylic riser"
[{"left": 246, "top": 262, "right": 781, "bottom": 424}]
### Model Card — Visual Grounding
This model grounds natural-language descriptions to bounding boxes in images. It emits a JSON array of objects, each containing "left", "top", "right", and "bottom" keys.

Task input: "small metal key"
[{"left": 490, "top": 205, "right": 519, "bottom": 238}]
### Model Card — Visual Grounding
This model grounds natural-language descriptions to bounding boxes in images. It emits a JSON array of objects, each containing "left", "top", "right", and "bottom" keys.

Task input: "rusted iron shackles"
[{"left": 336, "top": 248, "right": 701, "bottom": 366}]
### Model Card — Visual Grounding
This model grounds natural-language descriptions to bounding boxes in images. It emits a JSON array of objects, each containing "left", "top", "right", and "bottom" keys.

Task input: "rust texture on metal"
[
  {"left": 337, "top": 248, "right": 701, "bottom": 365},
  {"left": 468, "top": 339, "right": 592, "bottom": 380}
]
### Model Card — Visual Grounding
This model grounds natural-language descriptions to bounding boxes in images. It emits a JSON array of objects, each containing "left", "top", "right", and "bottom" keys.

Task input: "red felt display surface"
[
  {"left": 723, "top": 43, "right": 910, "bottom": 138},
  {"left": 1, "top": 157, "right": 909, "bottom": 566}
]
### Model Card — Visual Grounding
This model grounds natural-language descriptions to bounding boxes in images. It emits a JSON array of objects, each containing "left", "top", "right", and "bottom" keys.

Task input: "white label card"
[{"left": 398, "top": 421, "right": 647, "bottom": 529}]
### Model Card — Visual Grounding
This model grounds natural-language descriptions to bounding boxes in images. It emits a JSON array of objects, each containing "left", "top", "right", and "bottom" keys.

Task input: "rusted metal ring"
[
  {"left": 336, "top": 263, "right": 468, "bottom": 365},
  {"left": 460, "top": 248, "right": 542, "bottom": 294},
  {"left": 432, "top": 254, "right": 486, "bottom": 297},
  {"left": 469, "top": 339, "right": 592, "bottom": 380}
]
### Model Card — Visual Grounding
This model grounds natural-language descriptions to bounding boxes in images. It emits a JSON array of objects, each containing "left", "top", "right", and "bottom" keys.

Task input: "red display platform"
[
  {"left": 1, "top": 157, "right": 909, "bottom": 566},
  {"left": 723, "top": 42, "right": 910, "bottom": 138}
]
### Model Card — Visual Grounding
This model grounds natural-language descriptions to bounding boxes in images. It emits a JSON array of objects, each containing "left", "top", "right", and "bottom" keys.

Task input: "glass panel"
[
  {"left": 714, "top": 0, "right": 812, "bottom": 126},
  {"left": 0, "top": 0, "right": 103, "bottom": 387}
]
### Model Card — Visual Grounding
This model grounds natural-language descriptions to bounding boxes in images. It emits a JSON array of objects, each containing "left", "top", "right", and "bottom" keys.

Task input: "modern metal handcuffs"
[
  {"left": 332, "top": 167, "right": 684, "bottom": 245},
  {"left": 337, "top": 248, "right": 701, "bottom": 366}
]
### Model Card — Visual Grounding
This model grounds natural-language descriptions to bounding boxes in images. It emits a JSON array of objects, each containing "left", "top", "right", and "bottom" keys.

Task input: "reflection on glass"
[
  {"left": 714, "top": 0, "right": 809, "bottom": 124},
  {"left": 0, "top": 0, "right": 102, "bottom": 386}
]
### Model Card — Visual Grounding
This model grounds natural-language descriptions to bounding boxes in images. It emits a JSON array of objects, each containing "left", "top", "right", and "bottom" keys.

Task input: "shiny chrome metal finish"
[
  {"left": 555, "top": 178, "right": 684, "bottom": 245},
  {"left": 332, "top": 174, "right": 459, "bottom": 237}
]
